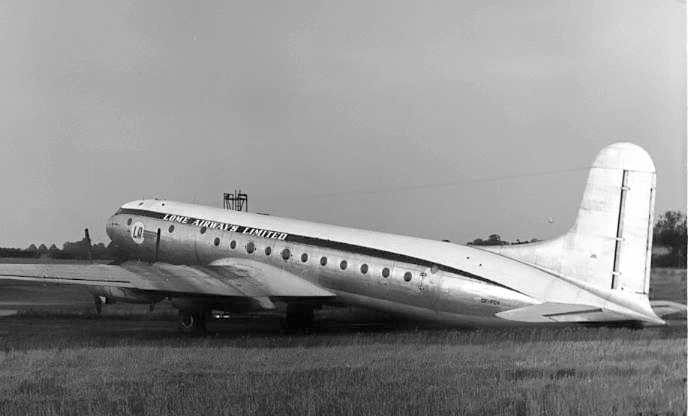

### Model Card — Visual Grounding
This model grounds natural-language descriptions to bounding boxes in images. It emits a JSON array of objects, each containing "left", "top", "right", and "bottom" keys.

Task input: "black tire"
[{"left": 178, "top": 310, "right": 207, "bottom": 334}]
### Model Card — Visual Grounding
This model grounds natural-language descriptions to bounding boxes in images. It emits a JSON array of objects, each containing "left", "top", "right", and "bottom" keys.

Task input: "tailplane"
[{"left": 485, "top": 142, "right": 656, "bottom": 295}]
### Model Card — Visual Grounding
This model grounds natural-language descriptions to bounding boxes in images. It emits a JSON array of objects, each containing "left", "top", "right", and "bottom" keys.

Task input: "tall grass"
[{"left": 0, "top": 325, "right": 684, "bottom": 416}]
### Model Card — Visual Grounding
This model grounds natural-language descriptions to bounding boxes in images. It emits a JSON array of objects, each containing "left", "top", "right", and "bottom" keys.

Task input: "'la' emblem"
[{"left": 131, "top": 222, "right": 145, "bottom": 245}]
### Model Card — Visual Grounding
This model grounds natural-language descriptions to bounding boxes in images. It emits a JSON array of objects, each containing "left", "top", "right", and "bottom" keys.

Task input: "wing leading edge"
[{"left": 0, "top": 260, "right": 335, "bottom": 300}]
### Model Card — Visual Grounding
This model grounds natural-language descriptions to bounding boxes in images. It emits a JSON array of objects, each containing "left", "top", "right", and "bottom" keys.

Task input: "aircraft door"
[
  {"left": 157, "top": 222, "right": 197, "bottom": 264},
  {"left": 418, "top": 265, "right": 442, "bottom": 310}
]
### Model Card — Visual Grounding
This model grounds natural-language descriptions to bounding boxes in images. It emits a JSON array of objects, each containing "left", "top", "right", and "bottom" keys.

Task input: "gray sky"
[{"left": 0, "top": 0, "right": 685, "bottom": 248}]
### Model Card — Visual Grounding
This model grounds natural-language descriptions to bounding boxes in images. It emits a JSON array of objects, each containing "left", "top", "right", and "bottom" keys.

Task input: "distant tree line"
[
  {"left": 652, "top": 210, "right": 686, "bottom": 268},
  {"left": 467, "top": 234, "right": 540, "bottom": 246},
  {"left": 0, "top": 235, "right": 121, "bottom": 260}
]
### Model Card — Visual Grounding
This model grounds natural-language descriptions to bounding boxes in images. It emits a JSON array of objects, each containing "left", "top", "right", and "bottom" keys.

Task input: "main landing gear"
[
  {"left": 284, "top": 303, "right": 315, "bottom": 333},
  {"left": 178, "top": 309, "right": 207, "bottom": 334}
]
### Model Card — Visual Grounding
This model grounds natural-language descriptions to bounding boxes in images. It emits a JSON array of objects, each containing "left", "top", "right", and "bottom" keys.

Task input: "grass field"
[{"left": 0, "top": 269, "right": 685, "bottom": 416}]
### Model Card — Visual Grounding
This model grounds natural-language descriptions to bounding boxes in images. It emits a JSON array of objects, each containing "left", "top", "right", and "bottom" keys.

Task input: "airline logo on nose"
[{"left": 131, "top": 222, "right": 145, "bottom": 244}]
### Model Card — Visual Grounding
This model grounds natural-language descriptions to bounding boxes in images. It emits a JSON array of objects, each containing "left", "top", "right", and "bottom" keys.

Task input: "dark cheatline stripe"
[
  {"left": 118, "top": 207, "right": 521, "bottom": 293},
  {"left": 118, "top": 208, "right": 167, "bottom": 219},
  {"left": 284, "top": 233, "right": 517, "bottom": 291}
]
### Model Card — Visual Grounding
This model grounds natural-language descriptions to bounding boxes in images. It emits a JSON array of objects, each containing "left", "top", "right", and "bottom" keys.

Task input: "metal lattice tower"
[{"left": 223, "top": 190, "right": 248, "bottom": 212}]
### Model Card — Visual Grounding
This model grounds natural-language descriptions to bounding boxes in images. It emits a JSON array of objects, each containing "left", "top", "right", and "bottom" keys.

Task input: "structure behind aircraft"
[{"left": 0, "top": 143, "right": 684, "bottom": 331}]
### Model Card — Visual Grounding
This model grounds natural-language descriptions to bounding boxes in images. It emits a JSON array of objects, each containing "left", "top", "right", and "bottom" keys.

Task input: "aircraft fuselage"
[{"left": 106, "top": 199, "right": 592, "bottom": 326}]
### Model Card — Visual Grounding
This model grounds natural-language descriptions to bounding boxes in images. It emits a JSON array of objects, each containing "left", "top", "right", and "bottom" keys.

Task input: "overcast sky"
[{"left": 0, "top": 0, "right": 685, "bottom": 248}]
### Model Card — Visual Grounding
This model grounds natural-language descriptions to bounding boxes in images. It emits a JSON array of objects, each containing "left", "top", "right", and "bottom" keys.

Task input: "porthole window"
[
  {"left": 281, "top": 249, "right": 291, "bottom": 260},
  {"left": 301, "top": 253, "right": 308, "bottom": 263},
  {"left": 360, "top": 264, "right": 368, "bottom": 274},
  {"left": 214, "top": 237, "right": 220, "bottom": 247},
  {"left": 127, "top": 218, "right": 132, "bottom": 226},
  {"left": 168, "top": 225, "right": 175, "bottom": 233},
  {"left": 230, "top": 240, "right": 236, "bottom": 249},
  {"left": 404, "top": 272, "right": 412, "bottom": 282},
  {"left": 382, "top": 268, "right": 390, "bottom": 278},
  {"left": 265, "top": 246, "right": 272, "bottom": 256},
  {"left": 340, "top": 260, "right": 348, "bottom": 270},
  {"left": 246, "top": 242, "right": 255, "bottom": 254},
  {"left": 320, "top": 257, "right": 327, "bottom": 266},
  {"left": 200, "top": 226, "right": 207, "bottom": 234}
]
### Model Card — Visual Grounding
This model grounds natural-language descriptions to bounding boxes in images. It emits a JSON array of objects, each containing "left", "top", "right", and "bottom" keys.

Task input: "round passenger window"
[
  {"left": 246, "top": 242, "right": 255, "bottom": 254},
  {"left": 200, "top": 226, "right": 207, "bottom": 234},
  {"left": 127, "top": 218, "right": 132, "bottom": 226},
  {"left": 230, "top": 240, "right": 236, "bottom": 249},
  {"left": 382, "top": 268, "right": 390, "bottom": 278},
  {"left": 214, "top": 237, "right": 220, "bottom": 247},
  {"left": 320, "top": 257, "right": 327, "bottom": 266},
  {"left": 360, "top": 264, "right": 368, "bottom": 274},
  {"left": 340, "top": 260, "right": 347, "bottom": 270},
  {"left": 265, "top": 246, "right": 272, "bottom": 256},
  {"left": 404, "top": 272, "right": 412, "bottom": 282},
  {"left": 281, "top": 249, "right": 291, "bottom": 260},
  {"left": 168, "top": 225, "right": 175, "bottom": 233},
  {"left": 301, "top": 253, "right": 308, "bottom": 263}
]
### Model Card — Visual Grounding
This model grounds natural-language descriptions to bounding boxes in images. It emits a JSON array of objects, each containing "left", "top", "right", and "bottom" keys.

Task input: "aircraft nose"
[{"left": 105, "top": 214, "right": 120, "bottom": 242}]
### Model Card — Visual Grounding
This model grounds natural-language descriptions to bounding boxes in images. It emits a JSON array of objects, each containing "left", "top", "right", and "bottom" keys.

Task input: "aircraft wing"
[{"left": 0, "top": 260, "right": 335, "bottom": 300}]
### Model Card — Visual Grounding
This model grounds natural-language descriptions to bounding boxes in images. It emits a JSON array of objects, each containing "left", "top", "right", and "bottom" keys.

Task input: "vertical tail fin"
[{"left": 485, "top": 143, "right": 656, "bottom": 294}]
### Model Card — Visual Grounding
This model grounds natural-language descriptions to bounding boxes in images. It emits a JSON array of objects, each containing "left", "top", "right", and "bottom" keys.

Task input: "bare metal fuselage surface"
[
  {"left": 106, "top": 203, "right": 540, "bottom": 325},
  {"left": 105, "top": 199, "right": 654, "bottom": 326}
]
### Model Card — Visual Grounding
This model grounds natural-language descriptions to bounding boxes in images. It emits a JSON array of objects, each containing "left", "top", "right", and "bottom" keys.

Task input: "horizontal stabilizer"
[
  {"left": 496, "top": 302, "right": 649, "bottom": 323},
  {"left": 650, "top": 300, "right": 687, "bottom": 317}
]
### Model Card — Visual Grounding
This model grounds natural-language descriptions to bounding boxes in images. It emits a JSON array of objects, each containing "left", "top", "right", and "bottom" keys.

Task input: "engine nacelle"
[{"left": 87, "top": 286, "right": 163, "bottom": 305}]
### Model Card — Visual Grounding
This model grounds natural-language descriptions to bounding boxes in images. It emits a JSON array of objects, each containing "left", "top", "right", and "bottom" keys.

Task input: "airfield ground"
[{"left": 0, "top": 268, "right": 685, "bottom": 415}]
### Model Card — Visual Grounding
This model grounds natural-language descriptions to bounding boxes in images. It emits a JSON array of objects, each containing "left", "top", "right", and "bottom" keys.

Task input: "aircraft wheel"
[{"left": 178, "top": 310, "right": 206, "bottom": 334}]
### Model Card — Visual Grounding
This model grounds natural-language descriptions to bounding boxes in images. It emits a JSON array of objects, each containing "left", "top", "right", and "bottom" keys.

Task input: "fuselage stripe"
[{"left": 117, "top": 207, "right": 521, "bottom": 294}]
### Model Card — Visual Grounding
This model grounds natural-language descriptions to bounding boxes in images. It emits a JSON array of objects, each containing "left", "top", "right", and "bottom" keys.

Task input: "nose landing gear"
[{"left": 94, "top": 296, "right": 106, "bottom": 315}]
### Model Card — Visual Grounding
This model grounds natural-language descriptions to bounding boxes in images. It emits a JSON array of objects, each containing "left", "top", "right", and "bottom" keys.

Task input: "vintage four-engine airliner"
[{"left": 0, "top": 143, "right": 683, "bottom": 331}]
